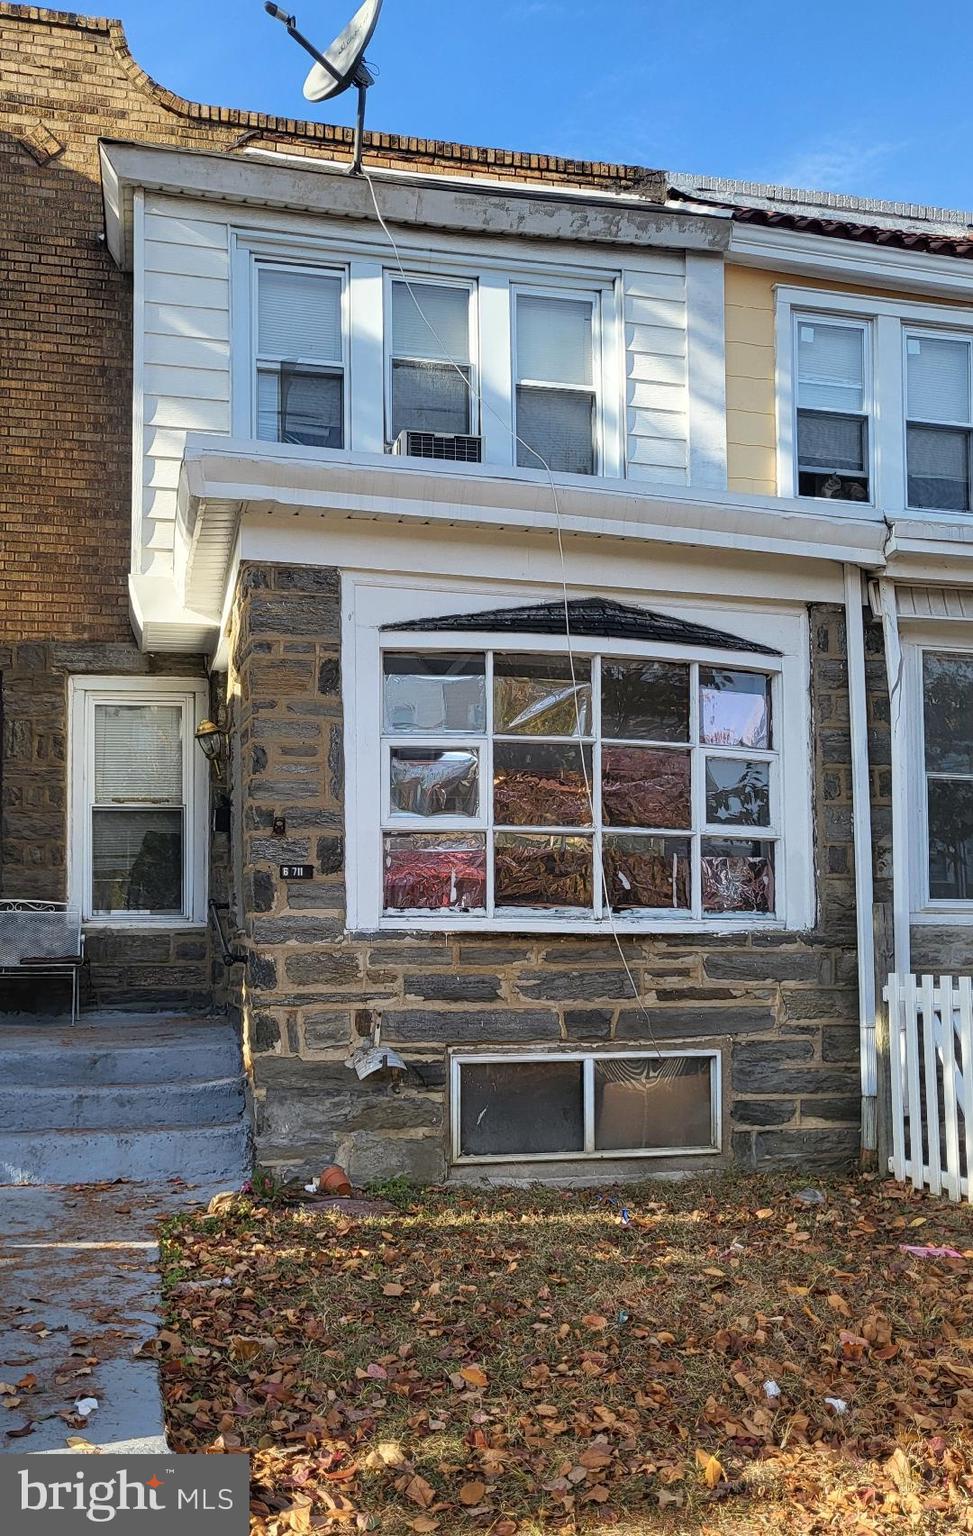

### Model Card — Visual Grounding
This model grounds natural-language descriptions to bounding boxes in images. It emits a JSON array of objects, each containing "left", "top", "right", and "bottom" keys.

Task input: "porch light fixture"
[{"left": 194, "top": 718, "right": 228, "bottom": 767}]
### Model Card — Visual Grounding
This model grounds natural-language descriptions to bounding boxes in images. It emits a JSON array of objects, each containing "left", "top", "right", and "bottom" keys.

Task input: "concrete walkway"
[{"left": 0, "top": 1180, "right": 229, "bottom": 1455}]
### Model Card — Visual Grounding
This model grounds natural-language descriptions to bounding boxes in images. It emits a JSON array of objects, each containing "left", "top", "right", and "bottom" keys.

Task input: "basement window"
[{"left": 451, "top": 1050, "right": 720, "bottom": 1163}]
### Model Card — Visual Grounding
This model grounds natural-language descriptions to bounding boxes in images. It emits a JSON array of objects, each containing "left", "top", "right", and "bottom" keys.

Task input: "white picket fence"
[{"left": 885, "top": 973, "right": 973, "bottom": 1202}]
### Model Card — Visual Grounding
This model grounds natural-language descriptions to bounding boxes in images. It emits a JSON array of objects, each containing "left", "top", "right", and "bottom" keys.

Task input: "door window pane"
[
  {"left": 594, "top": 1056, "right": 714, "bottom": 1151},
  {"left": 494, "top": 655, "right": 591, "bottom": 736},
  {"left": 94, "top": 705, "right": 182, "bottom": 804},
  {"left": 383, "top": 654, "right": 486, "bottom": 734},
  {"left": 604, "top": 835, "right": 690, "bottom": 911},
  {"left": 700, "top": 670, "right": 771, "bottom": 749},
  {"left": 459, "top": 1060, "right": 584, "bottom": 1157},
  {"left": 907, "top": 424, "right": 971, "bottom": 512},
  {"left": 516, "top": 386, "right": 595, "bottom": 475},
  {"left": 702, "top": 839, "right": 775, "bottom": 913},
  {"left": 92, "top": 809, "right": 183, "bottom": 915},
  {"left": 389, "top": 749, "right": 478, "bottom": 818},
  {"left": 494, "top": 833, "right": 593, "bottom": 909},
  {"left": 383, "top": 834, "right": 486, "bottom": 912},
  {"left": 601, "top": 660, "right": 689, "bottom": 742},
  {"left": 602, "top": 747, "right": 691, "bottom": 830},
  {"left": 493, "top": 742, "right": 592, "bottom": 827},
  {"left": 705, "top": 759, "right": 771, "bottom": 826},
  {"left": 924, "top": 654, "right": 973, "bottom": 774}
]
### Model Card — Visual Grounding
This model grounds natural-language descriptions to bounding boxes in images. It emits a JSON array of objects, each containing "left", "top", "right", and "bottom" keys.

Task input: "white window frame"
[
  {"left": 250, "top": 255, "right": 350, "bottom": 449},
  {"left": 346, "top": 581, "right": 814, "bottom": 935},
  {"left": 512, "top": 283, "right": 604, "bottom": 476},
  {"left": 68, "top": 677, "right": 210, "bottom": 928},
  {"left": 450, "top": 1047, "right": 722, "bottom": 1165},
  {"left": 906, "top": 634, "right": 973, "bottom": 922},
  {"left": 903, "top": 326, "right": 973, "bottom": 514},
  {"left": 791, "top": 313, "right": 873, "bottom": 503},
  {"left": 383, "top": 271, "right": 479, "bottom": 446}
]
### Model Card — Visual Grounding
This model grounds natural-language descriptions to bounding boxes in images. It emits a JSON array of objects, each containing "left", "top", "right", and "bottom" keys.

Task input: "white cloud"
[{"left": 764, "top": 137, "right": 906, "bottom": 195}]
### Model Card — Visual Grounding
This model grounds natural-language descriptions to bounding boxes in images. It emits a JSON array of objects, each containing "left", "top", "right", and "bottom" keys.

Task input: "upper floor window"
[
  {"left": 388, "top": 278, "right": 476, "bottom": 444},
  {"left": 515, "top": 292, "right": 598, "bottom": 475},
  {"left": 255, "top": 263, "right": 345, "bottom": 449},
  {"left": 795, "top": 318, "right": 870, "bottom": 502},
  {"left": 906, "top": 333, "right": 973, "bottom": 512}
]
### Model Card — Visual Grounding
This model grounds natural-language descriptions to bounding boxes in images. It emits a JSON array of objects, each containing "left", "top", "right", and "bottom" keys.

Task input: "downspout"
[
  {"left": 844, "top": 564, "right": 878, "bottom": 1152},
  {"left": 877, "top": 575, "right": 911, "bottom": 979}
]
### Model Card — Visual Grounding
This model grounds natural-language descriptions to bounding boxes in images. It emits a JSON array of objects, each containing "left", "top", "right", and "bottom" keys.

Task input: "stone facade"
[{"left": 232, "top": 562, "right": 865, "bottom": 1184}]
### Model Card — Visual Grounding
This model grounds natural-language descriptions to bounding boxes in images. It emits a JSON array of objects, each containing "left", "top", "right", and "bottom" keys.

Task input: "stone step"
[
  {"left": 0, "top": 1076, "right": 247, "bottom": 1133},
  {"left": 0, "top": 1120, "right": 253, "bottom": 1186},
  {"left": 0, "top": 1025, "right": 242, "bottom": 1088}
]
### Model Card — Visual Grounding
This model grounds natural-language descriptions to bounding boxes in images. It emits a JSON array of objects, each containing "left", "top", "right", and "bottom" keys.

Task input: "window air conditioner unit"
[{"left": 392, "top": 430, "right": 483, "bottom": 464}]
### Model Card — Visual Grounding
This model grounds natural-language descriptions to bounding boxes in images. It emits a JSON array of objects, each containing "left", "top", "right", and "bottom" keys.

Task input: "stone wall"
[{"left": 234, "top": 562, "right": 864, "bottom": 1185}]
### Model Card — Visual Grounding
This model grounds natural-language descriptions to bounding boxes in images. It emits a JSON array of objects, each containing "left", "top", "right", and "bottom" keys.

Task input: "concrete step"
[
  {"left": 0, "top": 1120, "right": 253, "bottom": 1186},
  {"left": 0, "top": 1076, "right": 247, "bottom": 1132},
  {"left": 0, "top": 1025, "right": 242, "bottom": 1088}
]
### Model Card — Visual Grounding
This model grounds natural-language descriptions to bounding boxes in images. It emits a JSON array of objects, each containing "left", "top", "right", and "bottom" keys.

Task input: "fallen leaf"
[
  {"left": 581, "top": 1313, "right": 608, "bottom": 1331},
  {"left": 407, "top": 1520, "right": 440, "bottom": 1533},
  {"left": 6, "top": 1422, "right": 35, "bottom": 1439},
  {"left": 458, "top": 1480, "right": 487, "bottom": 1506},
  {"left": 403, "top": 1475, "right": 436, "bottom": 1508},
  {"left": 383, "top": 1283, "right": 405, "bottom": 1297},
  {"left": 459, "top": 1366, "right": 488, "bottom": 1388},
  {"left": 696, "top": 1449, "right": 726, "bottom": 1489}
]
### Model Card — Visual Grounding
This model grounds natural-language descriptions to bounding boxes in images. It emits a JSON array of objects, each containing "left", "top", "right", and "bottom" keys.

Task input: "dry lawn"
[{"left": 157, "top": 1170, "right": 973, "bottom": 1534}]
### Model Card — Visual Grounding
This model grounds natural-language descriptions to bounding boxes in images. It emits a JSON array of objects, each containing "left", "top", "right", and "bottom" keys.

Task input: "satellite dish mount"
[{"left": 264, "top": 2, "right": 384, "bottom": 175}]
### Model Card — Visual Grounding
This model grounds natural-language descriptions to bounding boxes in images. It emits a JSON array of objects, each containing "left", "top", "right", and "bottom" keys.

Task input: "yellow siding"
[{"left": 724, "top": 266, "right": 971, "bottom": 496}]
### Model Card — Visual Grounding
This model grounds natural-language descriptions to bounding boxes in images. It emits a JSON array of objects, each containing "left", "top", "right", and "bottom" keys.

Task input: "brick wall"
[{"left": 231, "top": 562, "right": 864, "bottom": 1184}]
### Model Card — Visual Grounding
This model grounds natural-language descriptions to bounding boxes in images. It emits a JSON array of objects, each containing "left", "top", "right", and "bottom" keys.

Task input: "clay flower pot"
[{"left": 319, "top": 1164, "right": 353, "bottom": 1198}]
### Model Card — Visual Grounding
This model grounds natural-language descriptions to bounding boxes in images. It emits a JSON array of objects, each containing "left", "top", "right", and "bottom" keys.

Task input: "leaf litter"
[{"left": 158, "top": 1171, "right": 973, "bottom": 1533}]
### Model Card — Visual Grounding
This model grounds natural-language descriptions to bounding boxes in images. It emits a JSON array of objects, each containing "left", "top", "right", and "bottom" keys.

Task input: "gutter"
[{"left": 844, "top": 565, "right": 878, "bottom": 1152}]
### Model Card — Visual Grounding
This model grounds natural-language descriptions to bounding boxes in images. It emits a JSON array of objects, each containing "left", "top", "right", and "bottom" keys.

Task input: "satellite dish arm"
[{"left": 264, "top": 3, "right": 342, "bottom": 85}]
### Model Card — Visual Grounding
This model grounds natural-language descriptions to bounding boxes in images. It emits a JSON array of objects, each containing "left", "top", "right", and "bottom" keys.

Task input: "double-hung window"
[
  {"left": 515, "top": 291, "right": 599, "bottom": 475},
  {"left": 255, "top": 262, "right": 345, "bottom": 449},
  {"left": 388, "top": 278, "right": 476, "bottom": 443},
  {"left": 795, "top": 317, "right": 870, "bottom": 501},
  {"left": 379, "top": 647, "right": 778, "bottom": 923},
  {"left": 906, "top": 333, "right": 973, "bottom": 512},
  {"left": 70, "top": 680, "right": 208, "bottom": 925},
  {"left": 921, "top": 651, "right": 973, "bottom": 903}
]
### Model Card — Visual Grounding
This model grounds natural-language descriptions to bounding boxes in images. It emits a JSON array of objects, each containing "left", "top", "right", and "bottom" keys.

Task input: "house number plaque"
[{"left": 280, "top": 865, "right": 315, "bottom": 881}]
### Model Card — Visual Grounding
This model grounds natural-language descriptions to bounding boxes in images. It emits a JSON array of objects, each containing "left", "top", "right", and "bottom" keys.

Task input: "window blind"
[
  {"left": 517, "top": 295, "right": 593, "bottom": 387},
  {"left": 797, "top": 322, "right": 864, "bottom": 413},
  {"left": 907, "top": 335, "right": 971, "bottom": 424},
  {"left": 94, "top": 705, "right": 183, "bottom": 805},
  {"left": 516, "top": 386, "right": 595, "bottom": 474},
  {"left": 392, "top": 281, "right": 470, "bottom": 362},
  {"left": 258, "top": 267, "right": 342, "bottom": 363}
]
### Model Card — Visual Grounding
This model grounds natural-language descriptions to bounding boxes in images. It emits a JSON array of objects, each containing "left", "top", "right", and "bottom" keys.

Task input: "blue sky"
[{"left": 119, "top": 0, "right": 973, "bottom": 211}]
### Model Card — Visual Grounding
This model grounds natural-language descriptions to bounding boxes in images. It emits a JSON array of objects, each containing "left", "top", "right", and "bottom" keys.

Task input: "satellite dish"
[
  {"left": 264, "top": 1, "right": 385, "bottom": 173},
  {"left": 302, "top": 0, "right": 384, "bottom": 102}
]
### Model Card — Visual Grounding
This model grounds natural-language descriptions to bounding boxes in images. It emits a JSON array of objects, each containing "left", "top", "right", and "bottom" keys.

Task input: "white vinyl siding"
[{"left": 624, "top": 259, "right": 689, "bottom": 486}]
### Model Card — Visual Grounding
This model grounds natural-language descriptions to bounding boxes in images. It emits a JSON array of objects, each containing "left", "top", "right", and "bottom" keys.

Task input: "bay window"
[
  {"left": 255, "top": 262, "right": 345, "bottom": 448},
  {"left": 515, "top": 291, "right": 599, "bottom": 475},
  {"left": 906, "top": 333, "right": 973, "bottom": 512},
  {"left": 795, "top": 317, "right": 870, "bottom": 501},
  {"left": 388, "top": 278, "right": 476, "bottom": 442}
]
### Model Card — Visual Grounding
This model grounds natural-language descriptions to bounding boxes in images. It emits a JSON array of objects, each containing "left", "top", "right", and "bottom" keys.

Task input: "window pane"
[
  {"left": 494, "top": 833, "right": 593, "bottom": 909},
  {"left": 516, "top": 387, "right": 595, "bottom": 475},
  {"left": 907, "top": 335, "right": 971, "bottom": 424},
  {"left": 459, "top": 1060, "right": 584, "bottom": 1157},
  {"left": 267, "top": 367, "right": 343, "bottom": 449},
  {"left": 92, "top": 809, "right": 183, "bottom": 915},
  {"left": 383, "top": 834, "right": 486, "bottom": 912},
  {"left": 384, "top": 654, "right": 486, "bottom": 735},
  {"left": 94, "top": 705, "right": 182, "bottom": 805},
  {"left": 594, "top": 1057, "right": 714, "bottom": 1151},
  {"left": 389, "top": 749, "right": 478, "bottom": 818},
  {"left": 924, "top": 654, "right": 973, "bottom": 774},
  {"left": 700, "top": 670, "right": 771, "bottom": 749},
  {"left": 701, "top": 839, "right": 775, "bottom": 914},
  {"left": 604, "top": 835, "right": 690, "bottom": 911},
  {"left": 392, "top": 281, "right": 470, "bottom": 362},
  {"left": 602, "top": 747, "right": 691, "bottom": 830},
  {"left": 705, "top": 759, "right": 771, "bottom": 827},
  {"left": 390, "top": 360, "right": 471, "bottom": 438},
  {"left": 258, "top": 267, "right": 342, "bottom": 362},
  {"left": 797, "top": 322, "right": 864, "bottom": 412},
  {"left": 601, "top": 660, "right": 690, "bottom": 742},
  {"left": 517, "top": 295, "right": 593, "bottom": 386},
  {"left": 493, "top": 742, "right": 592, "bottom": 827},
  {"left": 907, "top": 424, "right": 970, "bottom": 512},
  {"left": 494, "top": 654, "right": 591, "bottom": 736},
  {"left": 928, "top": 781, "right": 973, "bottom": 900},
  {"left": 797, "top": 410, "right": 866, "bottom": 473}
]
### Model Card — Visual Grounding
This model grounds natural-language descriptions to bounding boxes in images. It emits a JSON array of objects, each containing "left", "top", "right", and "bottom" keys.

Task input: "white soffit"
[{"left": 897, "top": 584, "right": 973, "bottom": 620}]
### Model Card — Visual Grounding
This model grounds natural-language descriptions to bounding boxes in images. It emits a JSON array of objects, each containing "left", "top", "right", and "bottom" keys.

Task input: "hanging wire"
[{"left": 362, "top": 167, "right": 686, "bottom": 1064}]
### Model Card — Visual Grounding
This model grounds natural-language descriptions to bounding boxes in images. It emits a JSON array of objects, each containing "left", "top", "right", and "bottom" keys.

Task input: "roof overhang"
[
  {"left": 99, "top": 139, "right": 730, "bottom": 272},
  {"left": 728, "top": 220, "right": 973, "bottom": 299}
]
